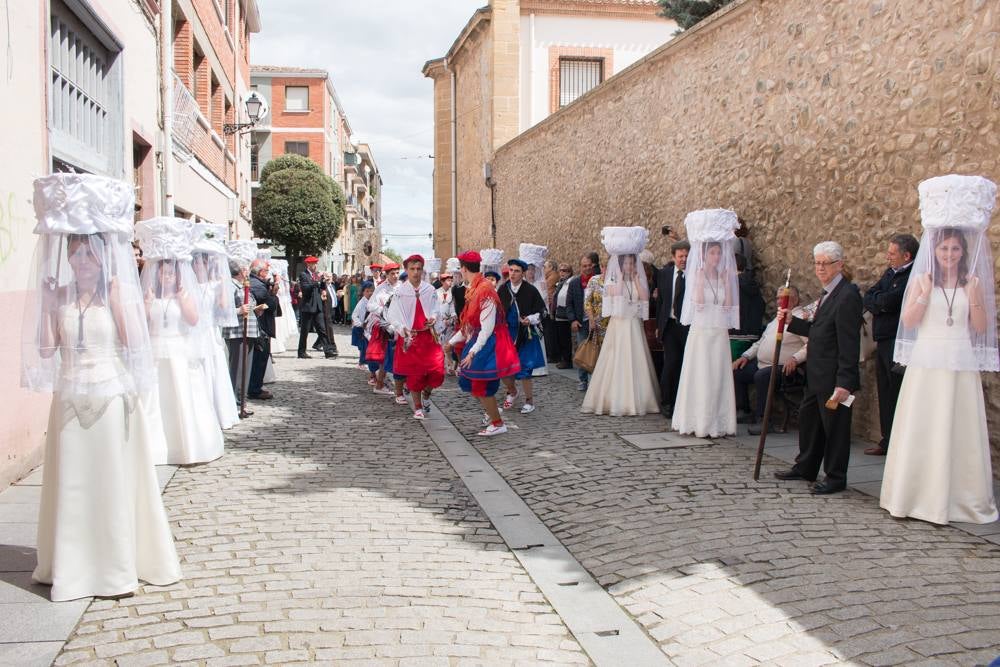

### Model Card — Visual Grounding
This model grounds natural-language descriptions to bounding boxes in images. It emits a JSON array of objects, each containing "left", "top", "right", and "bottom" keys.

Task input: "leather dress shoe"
[
  {"left": 811, "top": 480, "right": 847, "bottom": 495},
  {"left": 773, "top": 468, "right": 807, "bottom": 481},
  {"left": 298, "top": 353, "right": 312, "bottom": 359},
  {"left": 248, "top": 390, "right": 273, "bottom": 400},
  {"left": 864, "top": 444, "right": 887, "bottom": 456}
]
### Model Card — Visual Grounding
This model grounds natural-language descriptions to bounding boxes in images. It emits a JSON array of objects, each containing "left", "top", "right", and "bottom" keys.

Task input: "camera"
[{"left": 661, "top": 225, "right": 672, "bottom": 236}]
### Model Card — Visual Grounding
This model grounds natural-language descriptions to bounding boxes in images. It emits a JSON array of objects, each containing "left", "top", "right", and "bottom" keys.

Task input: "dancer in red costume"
[
  {"left": 445, "top": 251, "right": 520, "bottom": 436},
  {"left": 386, "top": 255, "right": 445, "bottom": 419}
]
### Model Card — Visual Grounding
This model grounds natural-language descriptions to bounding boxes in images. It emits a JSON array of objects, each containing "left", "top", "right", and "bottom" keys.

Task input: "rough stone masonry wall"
[{"left": 481, "top": 0, "right": 1000, "bottom": 474}]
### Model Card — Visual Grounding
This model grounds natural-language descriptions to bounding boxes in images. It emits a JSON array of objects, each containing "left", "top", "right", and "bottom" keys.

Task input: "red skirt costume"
[
  {"left": 391, "top": 298, "right": 445, "bottom": 393},
  {"left": 456, "top": 276, "right": 520, "bottom": 397}
]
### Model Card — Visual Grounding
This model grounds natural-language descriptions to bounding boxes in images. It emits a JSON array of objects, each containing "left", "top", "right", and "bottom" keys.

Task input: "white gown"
[
  {"left": 880, "top": 289, "right": 999, "bottom": 524},
  {"left": 199, "top": 281, "right": 239, "bottom": 430},
  {"left": 581, "top": 316, "right": 660, "bottom": 416},
  {"left": 673, "top": 324, "right": 736, "bottom": 438},
  {"left": 34, "top": 304, "right": 181, "bottom": 601},
  {"left": 149, "top": 298, "right": 225, "bottom": 464}
]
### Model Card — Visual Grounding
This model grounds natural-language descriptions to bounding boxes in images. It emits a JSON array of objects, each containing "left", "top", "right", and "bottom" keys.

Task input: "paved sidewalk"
[{"left": 1, "top": 329, "right": 998, "bottom": 666}]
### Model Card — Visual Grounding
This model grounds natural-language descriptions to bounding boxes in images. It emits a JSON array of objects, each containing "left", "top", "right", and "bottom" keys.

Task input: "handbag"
[
  {"left": 859, "top": 310, "right": 877, "bottom": 362},
  {"left": 573, "top": 329, "right": 601, "bottom": 373}
]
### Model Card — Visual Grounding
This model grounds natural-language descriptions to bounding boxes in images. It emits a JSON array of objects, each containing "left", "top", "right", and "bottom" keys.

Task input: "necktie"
[
  {"left": 812, "top": 289, "right": 827, "bottom": 321},
  {"left": 673, "top": 270, "right": 684, "bottom": 318}
]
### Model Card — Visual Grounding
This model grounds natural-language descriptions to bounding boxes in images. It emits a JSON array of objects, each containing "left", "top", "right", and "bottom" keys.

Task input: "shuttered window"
[
  {"left": 559, "top": 58, "right": 604, "bottom": 108},
  {"left": 285, "top": 141, "right": 309, "bottom": 157},
  {"left": 49, "top": 0, "right": 121, "bottom": 175},
  {"left": 285, "top": 86, "right": 309, "bottom": 111}
]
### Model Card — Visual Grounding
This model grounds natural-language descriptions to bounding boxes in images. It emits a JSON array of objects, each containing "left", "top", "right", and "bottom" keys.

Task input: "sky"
[{"left": 252, "top": 0, "right": 486, "bottom": 260}]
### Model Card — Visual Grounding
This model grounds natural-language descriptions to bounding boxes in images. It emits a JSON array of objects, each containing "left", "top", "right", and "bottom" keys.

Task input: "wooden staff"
[
  {"left": 753, "top": 269, "right": 792, "bottom": 480},
  {"left": 238, "top": 275, "right": 252, "bottom": 419}
]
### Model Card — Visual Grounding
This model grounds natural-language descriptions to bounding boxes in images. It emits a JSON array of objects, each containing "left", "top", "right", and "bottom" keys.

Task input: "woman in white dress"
[
  {"left": 581, "top": 226, "right": 660, "bottom": 416},
  {"left": 137, "top": 218, "right": 225, "bottom": 465},
  {"left": 881, "top": 174, "right": 999, "bottom": 525},
  {"left": 673, "top": 209, "right": 740, "bottom": 438},
  {"left": 191, "top": 224, "right": 239, "bottom": 429},
  {"left": 23, "top": 173, "right": 181, "bottom": 601}
]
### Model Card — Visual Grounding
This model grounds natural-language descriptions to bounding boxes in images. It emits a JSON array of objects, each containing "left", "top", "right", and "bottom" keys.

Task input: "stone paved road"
[
  {"left": 47, "top": 328, "right": 1000, "bottom": 666},
  {"left": 53, "top": 337, "right": 589, "bottom": 666},
  {"left": 432, "top": 372, "right": 1000, "bottom": 666}
]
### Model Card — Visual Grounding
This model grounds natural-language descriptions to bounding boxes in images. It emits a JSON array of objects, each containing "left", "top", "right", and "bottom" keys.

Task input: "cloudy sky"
[{"left": 253, "top": 0, "right": 486, "bottom": 259}]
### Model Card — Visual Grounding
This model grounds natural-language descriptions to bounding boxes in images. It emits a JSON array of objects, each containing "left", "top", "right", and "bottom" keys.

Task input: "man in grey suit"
[
  {"left": 565, "top": 252, "right": 600, "bottom": 391},
  {"left": 775, "top": 241, "right": 862, "bottom": 495}
]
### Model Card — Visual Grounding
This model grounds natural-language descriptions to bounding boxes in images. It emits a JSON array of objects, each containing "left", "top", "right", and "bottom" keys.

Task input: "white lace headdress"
[
  {"left": 600, "top": 226, "right": 651, "bottom": 320},
  {"left": 895, "top": 175, "right": 998, "bottom": 371},
  {"left": 679, "top": 209, "right": 740, "bottom": 329}
]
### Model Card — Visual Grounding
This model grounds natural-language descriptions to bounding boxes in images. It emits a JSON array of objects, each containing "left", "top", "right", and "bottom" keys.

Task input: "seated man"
[{"left": 732, "top": 286, "right": 808, "bottom": 434}]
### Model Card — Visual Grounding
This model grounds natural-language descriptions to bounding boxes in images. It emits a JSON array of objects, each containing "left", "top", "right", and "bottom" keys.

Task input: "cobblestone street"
[{"left": 7, "top": 330, "right": 1000, "bottom": 666}]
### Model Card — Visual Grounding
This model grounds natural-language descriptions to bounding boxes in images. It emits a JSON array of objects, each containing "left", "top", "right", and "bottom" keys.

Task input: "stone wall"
[{"left": 476, "top": 0, "right": 1000, "bottom": 473}]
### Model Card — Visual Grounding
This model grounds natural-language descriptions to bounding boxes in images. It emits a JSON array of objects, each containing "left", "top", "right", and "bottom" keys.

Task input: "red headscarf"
[{"left": 460, "top": 273, "right": 504, "bottom": 331}]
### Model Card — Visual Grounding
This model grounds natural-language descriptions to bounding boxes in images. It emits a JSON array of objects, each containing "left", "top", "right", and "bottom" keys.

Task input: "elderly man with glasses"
[{"left": 773, "top": 241, "right": 862, "bottom": 495}]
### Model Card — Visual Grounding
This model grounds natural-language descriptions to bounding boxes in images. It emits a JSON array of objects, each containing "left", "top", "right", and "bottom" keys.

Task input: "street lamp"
[{"left": 224, "top": 91, "right": 268, "bottom": 135}]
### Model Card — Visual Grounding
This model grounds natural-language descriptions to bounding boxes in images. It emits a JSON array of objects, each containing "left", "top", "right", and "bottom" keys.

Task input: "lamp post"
[{"left": 224, "top": 91, "right": 268, "bottom": 135}]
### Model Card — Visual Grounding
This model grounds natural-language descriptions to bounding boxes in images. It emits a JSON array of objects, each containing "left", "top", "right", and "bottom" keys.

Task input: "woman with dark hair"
[
  {"left": 672, "top": 211, "right": 740, "bottom": 438},
  {"left": 881, "top": 176, "right": 999, "bottom": 524}
]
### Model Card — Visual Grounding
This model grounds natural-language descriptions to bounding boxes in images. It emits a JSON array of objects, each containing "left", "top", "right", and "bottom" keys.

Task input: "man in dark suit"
[
  {"left": 296, "top": 256, "right": 328, "bottom": 358},
  {"left": 248, "top": 259, "right": 280, "bottom": 399},
  {"left": 861, "top": 233, "right": 918, "bottom": 456},
  {"left": 653, "top": 240, "right": 690, "bottom": 418},
  {"left": 564, "top": 251, "right": 600, "bottom": 391},
  {"left": 776, "top": 241, "right": 863, "bottom": 494}
]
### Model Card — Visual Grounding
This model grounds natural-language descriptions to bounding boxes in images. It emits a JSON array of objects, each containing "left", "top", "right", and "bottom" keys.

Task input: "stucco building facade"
[{"left": 423, "top": 0, "right": 675, "bottom": 259}]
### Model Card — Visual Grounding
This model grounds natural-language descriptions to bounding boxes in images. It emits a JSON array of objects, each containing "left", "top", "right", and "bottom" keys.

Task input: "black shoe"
[
  {"left": 748, "top": 422, "right": 776, "bottom": 436},
  {"left": 325, "top": 352, "right": 339, "bottom": 359},
  {"left": 811, "top": 481, "right": 846, "bottom": 495},
  {"left": 298, "top": 353, "right": 312, "bottom": 359},
  {"left": 774, "top": 468, "right": 807, "bottom": 481},
  {"left": 659, "top": 404, "right": 673, "bottom": 419}
]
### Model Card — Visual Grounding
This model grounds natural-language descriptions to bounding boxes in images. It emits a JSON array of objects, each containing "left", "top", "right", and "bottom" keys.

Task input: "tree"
[
  {"left": 252, "top": 154, "right": 346, "bottom": 262},
  {"left": 657, "top": 0, "right": 734, "bottom": 30},
  {"left": 382, "top": 247, "right": 403, "bottom": 263}
]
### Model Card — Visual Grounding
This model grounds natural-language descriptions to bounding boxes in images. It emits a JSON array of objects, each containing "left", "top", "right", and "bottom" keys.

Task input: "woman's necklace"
[
  {"left": 940, "top": 283, "right": 959, "bottom": 327},
  {"left": 624, "top": 278, "right": 635, "bottom": 302},
  {"left": 706, "top": 275, "right": 720, "bottom": 305},
  {"left": 75, "top": 287, "right": 98, "bottom": 347}
]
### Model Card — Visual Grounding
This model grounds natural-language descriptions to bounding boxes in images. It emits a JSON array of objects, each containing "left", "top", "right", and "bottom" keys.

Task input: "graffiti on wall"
[{"left": 0, "top": 190, "right": 27, "bottom": 265}]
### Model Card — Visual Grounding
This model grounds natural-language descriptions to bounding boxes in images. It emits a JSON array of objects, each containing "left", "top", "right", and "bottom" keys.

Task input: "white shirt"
[
  {"left": 742, "top": 308, "right": 808, "bottom": 368},
  {"left": 556, "top": 282, "right": 570, "bottom": 310}
]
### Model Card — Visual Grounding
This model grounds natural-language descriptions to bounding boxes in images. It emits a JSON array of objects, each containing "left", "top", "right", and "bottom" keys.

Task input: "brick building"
[
  {"left": 250, "top": 66, "right": 382, "bottom": 274},
  {"left": 170, "top": 0, "right": 262, "bottom": 237},
  {"left": 422, "top": 0, "right": 675, "bottom": 259}
]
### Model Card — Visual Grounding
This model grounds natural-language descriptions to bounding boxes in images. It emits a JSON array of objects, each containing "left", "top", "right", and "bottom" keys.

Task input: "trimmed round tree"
[
  {"left": 657, "top": 0, "right": 734, "bottom": 30},
  {"left": 252, "top": 154, "right": 346, "bottom": 265}
]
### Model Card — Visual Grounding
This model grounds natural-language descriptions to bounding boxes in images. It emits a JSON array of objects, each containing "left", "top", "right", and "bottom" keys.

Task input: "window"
[
  {"left": 49, "top": 0, "right": 121, "bottom": 175},
  {"left": 284, "top": 86, "right": 308, "bottom": 111},
  {"left": 559, "top": 58, "right": 604, "bottom": 108},
  {"left": 250, "top": 143, "right": 260, "bottom": 180},
  {"left": 285, "top": 141, "right": 309, "bottom": 157}
]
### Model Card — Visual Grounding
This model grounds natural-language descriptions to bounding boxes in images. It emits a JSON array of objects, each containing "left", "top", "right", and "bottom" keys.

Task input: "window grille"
[
  {"left": 285, "top": 86, "right": 309, "bottom": 111},
  {"left": 49, "top": 0, "right": 119, "bottom": 175},
  {"left": 285, "top": 141, "right": 309, "bottom": 157},
  {"left": 250, "top": 144, "right": 260, "bottom": 180},
  {"left": 559, "top": 58, "right": 603, "bottom": 108}
]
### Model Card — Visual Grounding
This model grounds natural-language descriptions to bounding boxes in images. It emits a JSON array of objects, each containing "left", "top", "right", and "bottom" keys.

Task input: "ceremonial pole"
[
  {"left": 753, "top": 269, "right": 791, "bottom": 480},
  {"left": 238, "top": 275, "right": 252, "bottom": 419}
]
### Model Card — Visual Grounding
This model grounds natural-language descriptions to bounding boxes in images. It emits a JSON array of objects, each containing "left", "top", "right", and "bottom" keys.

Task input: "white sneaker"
[
  {"left": 478, "top": 423, "right": 508, "bottom": 437},
  {"left": 394, "top": 395, "right": 408, "bottom": 405},
  {"left": 520, "top": 402, "right": 536, "bottom": 414},
  {"left": 502, "top": 393, "right": 517, "bottom": 410},
  {"left": 413, "top": 409, "right": 425, "bottom": 420},
  {"left": 482, "top": 407, "right": 503, "bottom": 426},
  {"left": 373, "top": 387, "right": 393, "bottom": 395}
]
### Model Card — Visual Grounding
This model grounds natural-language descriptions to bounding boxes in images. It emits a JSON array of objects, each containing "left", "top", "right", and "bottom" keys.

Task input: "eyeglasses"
[{"left": 813, "top": 260, "right": 842, "bottom": 268}]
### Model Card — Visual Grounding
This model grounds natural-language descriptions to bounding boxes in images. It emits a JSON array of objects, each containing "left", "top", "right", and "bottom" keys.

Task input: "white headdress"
[
  {"left": 136, "top": 217, "right": 211, "bottom": 361},
  {"left": 600, "top": 226, "right": 650, "bottom": 320},
  {"left": 480, "top": 249, "right": 504, "bottom": 277},
  {"left": 519, "top": 243, "right": 548, "bottom": 296},
  {"left": 423, "top": 257, "right": 441, "bottom": 284},
  {"left": 190, "top": 224, "right": 234, "bottom": 328},
  {"left": 895, "top": 175, "right": 998, "bottom": 371},
  {"left": 679, "top": 209, "right": 740, "bottom": 329},
  {"left": 22, "top": 173, "right": 156, "bottom": 397},
  {"left": 445, "top": 257, "right": 461, "bottom": 275},
  {"left": 226, "top": 240, "right": 257, "bottom": 269}
]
